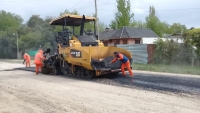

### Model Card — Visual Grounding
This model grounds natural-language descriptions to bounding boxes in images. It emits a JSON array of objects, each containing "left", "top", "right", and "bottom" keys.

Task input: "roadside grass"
[{"left": 132, "top": 63, "right": 200, "bottom": 75}]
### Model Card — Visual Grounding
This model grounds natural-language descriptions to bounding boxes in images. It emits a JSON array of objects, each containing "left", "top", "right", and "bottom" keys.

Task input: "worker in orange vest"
[
  {"left": 110, "top": 52, "right": 133, "bottom": 77},
  {"left": 34, "top": 50, "right": 46, "bottom": 75},
  {"left": 23, "top": 53, "right": 31, "bottom": 67}
]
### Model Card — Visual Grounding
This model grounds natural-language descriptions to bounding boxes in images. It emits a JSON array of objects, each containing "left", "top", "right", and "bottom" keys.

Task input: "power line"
[
  {"left": 97, "top": 8, "right": 200, "bottom": 12},
  {"left": 156, "top": 8, "right": 200, "bottom": 11},
  {"left": 68, "top": 0, "right": 83, "bottom": 11},
  {"left": 0, "top": 0, "right": 46, "bottom": 2}
]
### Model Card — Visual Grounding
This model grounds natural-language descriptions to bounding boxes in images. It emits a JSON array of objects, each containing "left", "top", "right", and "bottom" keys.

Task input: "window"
[
  {"left": 116, "top": 40, "right": 120, "bottom": 44},
  {"left": 104, "top": 42, "right": 108, "bottom": 46},
  {"left": 123, "top": 40, "right": 127, "bottom": 44},
  {"left": 135, "top": 40, "right": 140, "bottom": 44}
]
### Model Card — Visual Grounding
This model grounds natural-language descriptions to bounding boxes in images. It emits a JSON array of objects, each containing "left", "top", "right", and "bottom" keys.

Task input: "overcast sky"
[{"left": 0, "top": 0, "right": 199, "bottom": 29}]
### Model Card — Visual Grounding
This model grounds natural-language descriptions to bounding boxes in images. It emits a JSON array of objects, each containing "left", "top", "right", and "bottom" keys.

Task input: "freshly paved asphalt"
[{"left": 14, "top": 67, "right": 200, "bottom": 96}]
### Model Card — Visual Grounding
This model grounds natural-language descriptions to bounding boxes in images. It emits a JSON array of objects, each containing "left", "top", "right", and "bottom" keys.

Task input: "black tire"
[
  {"left": 52, "top": 66, "right": 57, "bottom": 75},
  {"left": 41, "top": 66, "right": 49, "bottom": 74},
  {"left": 80, "top": 67, "right": 86, "bottom": 76},
  {"left": 86, "top": 69, "right": 95, "bottom": 78},
  {"left": 61, "top": 62, "right": 71, "bottom": 75},
  {"left": 76, "top": 69, "right": 81, "bottom": 76}
]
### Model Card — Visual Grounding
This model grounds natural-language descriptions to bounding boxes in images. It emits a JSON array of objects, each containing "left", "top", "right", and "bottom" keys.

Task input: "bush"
[{"left": 153, "top": 38, "right": 195, "bottom": 66}]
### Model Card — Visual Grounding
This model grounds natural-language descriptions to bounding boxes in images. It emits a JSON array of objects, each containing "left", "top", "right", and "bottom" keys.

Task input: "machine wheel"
[
  {"left": 73, "top": 65, "right": 81, "bottom": 76},
  {"left": 86, "top": 69, "right": 95, "bottom": 78},
  {"left": 62, "top": 67, "right": 69, "bottom": 75},
  {"left": 76, "top": 67, "right": 81, "bottom": 76},
  {"left": 61, "top": 62, "right": 71, "bottom": 75},
  {"left": 52, "top": 66, "right": 57, "bottom": 75},
  {"left": 41, "top": 66, "right": 51, "bottom": 74},
  {"left": 80, "top": 67, "right": 86, "bottom": 76}
]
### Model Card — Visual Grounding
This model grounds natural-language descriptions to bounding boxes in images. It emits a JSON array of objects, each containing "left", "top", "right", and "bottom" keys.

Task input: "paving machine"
[{"left": 41, "top": 14, "right": 133, "bottom": 77}]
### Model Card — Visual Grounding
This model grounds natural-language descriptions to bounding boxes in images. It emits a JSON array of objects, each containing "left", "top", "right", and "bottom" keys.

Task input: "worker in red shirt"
[
  {"left": 110, "top": 52, "right": 133, "bottom": 77},
  {"left": 23, "top": 53, "right": 31, "bottom": 67},
  {"left": 34, "top": 50, "right": 45, "bottom": 75}
]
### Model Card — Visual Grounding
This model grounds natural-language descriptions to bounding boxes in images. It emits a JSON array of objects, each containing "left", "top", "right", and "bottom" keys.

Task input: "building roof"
[
  {"left": 99, "top": 26, "right": 159, "bottom": 40},
  {"left": 99, "top": 30, "right": 117, "bottom": 40}
]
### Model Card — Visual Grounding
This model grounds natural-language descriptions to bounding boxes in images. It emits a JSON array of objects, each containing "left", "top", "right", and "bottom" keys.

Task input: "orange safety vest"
[
  {"left": 23, "top": 53, "right": 30, "bottom": 61},
  {"left": 34, "top": 50, "right": 45, "bottom": 65}
]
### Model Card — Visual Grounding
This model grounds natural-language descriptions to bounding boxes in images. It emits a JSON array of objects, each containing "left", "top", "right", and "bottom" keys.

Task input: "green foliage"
[
  {"left": 27, "top": 15, "right": 43, "bottom": 28},
  {"left": 0, "top": 10, "right": 24, "bottom": 58},
  {"left": 109, "top": 0, "right": 134, "bottom": 29},
  {"left": 169, "top": 23, "right": 187, "bottom": 34},
  {"left": 185, "top": 28, "right": 200, "bottom": 60},
  {"left": 55, "top": 9, "right": 106, "bottom": 36},
  {"left": 145, "top": 6, "right": 166, "bottom": 37},
  {"left": 0, "top": 9, "right": 106, "bottom": 59},
  {"left": 132, "top": 63, "right": 200, "bottom": 75},
  {"left": 153, "top": 38, "right": 193, "bottom": 65},
  {"left": 19, "top": 31, "right": 43, "bottom": 49},
  {"left": 131, "top": 20, "right": 146, "bottom": 28},
  {"left": 0, "top": 10, "right": 23, "bottom": 31}
]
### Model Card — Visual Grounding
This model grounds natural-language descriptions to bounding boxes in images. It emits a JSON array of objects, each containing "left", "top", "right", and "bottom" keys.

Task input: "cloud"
[{"left": 132, "top": 8, "right": 145, "bottom": 14}]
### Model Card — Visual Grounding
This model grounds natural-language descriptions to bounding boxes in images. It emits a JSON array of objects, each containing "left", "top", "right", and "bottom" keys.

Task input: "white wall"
[
  {"left": 162, "top": 38, "right": 184, "bottom": 43},
  {"left": 142, "top": 37, "right": 184, "bottom": 44},
  {"left": 142, "top": 37, "right": 158, "bottom": 44}
]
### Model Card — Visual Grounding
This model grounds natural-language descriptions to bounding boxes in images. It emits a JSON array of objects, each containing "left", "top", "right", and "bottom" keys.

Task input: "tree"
[
  {"left": 186, "top": 28, "right": 200, "bottom": 62},
  {"left": 109, "top": 0, "right": 134, "bottom": 29},
  {"left": 0, "top": 10, "right": 23, "bottom": 31},
  {"left": 153, "top": 38, "right": 192, "bottom": 65},
  {"left": 84, "top": 13, "right": 106, "bottom": 33},
  {"left": 27, "top": 15, "right": 43, "bottom": 28},
  {"left": 145, "top": 6, "right": 165, "bottom": 37},
  {"left": 169, "top": 23, "right": 187, "bottom": 34},
  {"left": 161, "top": 22, "right": 171, "bottom": 35},
  {"left": 131, "top": 20, "right": 146, "bottom": 28}
]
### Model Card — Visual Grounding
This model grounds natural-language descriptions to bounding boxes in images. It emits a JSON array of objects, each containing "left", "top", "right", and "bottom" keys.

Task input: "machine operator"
[
  {"left": 109, "top": 52, "right": 134, "bottom": 77},
  {"left": 34, "top": 50, "right": 46, "bottom": 75}
]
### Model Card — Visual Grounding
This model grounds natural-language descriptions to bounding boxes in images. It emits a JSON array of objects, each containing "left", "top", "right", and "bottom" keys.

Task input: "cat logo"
[{"left": 70, "top": 50, "right": 82, "bottom": 58}]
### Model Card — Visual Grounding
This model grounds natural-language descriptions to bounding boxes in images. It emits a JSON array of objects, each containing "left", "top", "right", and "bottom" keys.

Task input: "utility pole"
[
  {"left": 13, "top": 33, "right": 19, "bottom": 59},
  {"left": 17, "top": 33, "right": 19, "bottom": 59},
  {"left": 115, "top": 21, "right": 118, "bottom": 30},
  {"left": 94, "top": 0, "right": 99, "bottom": 40}
]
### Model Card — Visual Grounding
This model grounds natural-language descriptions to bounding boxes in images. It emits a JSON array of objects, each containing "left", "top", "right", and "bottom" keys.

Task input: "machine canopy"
[{"left": 49, "top": 14, "right": 96, "bottom": 26}]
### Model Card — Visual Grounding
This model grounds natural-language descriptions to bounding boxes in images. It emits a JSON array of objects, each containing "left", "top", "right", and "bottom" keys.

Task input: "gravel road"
[{"left": 0, "top": 62, "right": 200, "bottom": 113}]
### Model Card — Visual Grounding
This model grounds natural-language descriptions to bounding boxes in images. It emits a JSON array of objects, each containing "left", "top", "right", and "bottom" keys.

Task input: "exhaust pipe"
[{"left": 80, "top": 15, "right": 86, "bottom": 35}]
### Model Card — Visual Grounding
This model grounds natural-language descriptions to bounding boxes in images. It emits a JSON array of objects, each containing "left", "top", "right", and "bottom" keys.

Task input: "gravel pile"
[
  {"left": 91, "top": 56, "right": 122, "bottom": 70},
  {"left": 101, "top": 56, "right": 122, "bottom": 69}
]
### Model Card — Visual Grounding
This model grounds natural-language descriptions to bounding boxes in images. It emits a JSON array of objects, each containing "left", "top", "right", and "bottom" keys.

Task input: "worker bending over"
[
  {"left": 23, "top": 53, "right": 31, "bottom": 67},
  {"left": 110, "top": 52, "right": 133, "bottom": 77},
  {"left": 34, "top": 50, "right": 46, "bottom": 75}
]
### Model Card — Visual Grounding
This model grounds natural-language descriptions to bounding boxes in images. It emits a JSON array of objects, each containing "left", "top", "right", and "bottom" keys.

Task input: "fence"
[
  {"left": 27, "top": 50, "right": 39, "bottom": 57},
  {"left": 116, "top": 44, "right": 155, "bottom": 64},
  {"left": 23, "top": 49, "right": 39, "bottom": 60}
]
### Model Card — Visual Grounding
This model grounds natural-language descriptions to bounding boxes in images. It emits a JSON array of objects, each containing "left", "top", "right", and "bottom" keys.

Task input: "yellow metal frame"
[
  {"left": 51, "top": 14, "right": 132, "bottom": 76},
  {"left": 58, "top": 36, "right": 132, "bottom": 76}
]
